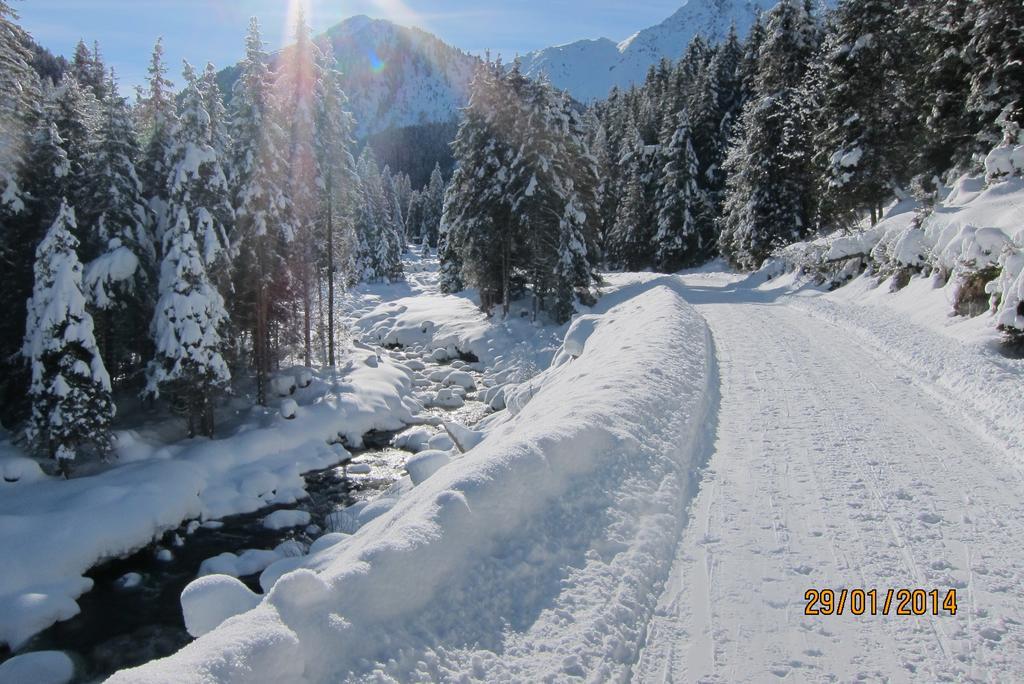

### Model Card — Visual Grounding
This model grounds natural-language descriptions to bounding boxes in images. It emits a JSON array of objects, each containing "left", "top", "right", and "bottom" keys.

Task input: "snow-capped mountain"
[
  {"left": 219, "top": 15, "right": 480, "bottom": 139},
  {"left": 318, "top": 16, "right": 479, "bottom": 138},
  {"left": 519, "top": 0, "right": 790, "bottom": 102}
]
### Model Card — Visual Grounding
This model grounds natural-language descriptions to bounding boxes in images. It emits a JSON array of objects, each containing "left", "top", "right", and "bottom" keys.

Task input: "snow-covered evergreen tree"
[
  {"left": 200, "top": 62, "right": 231, "bottom": 158},
  {"left": 816, "top": 0, "right": 915, "bottom": 226},
  {"left": 655, "top": 110, "right": 705, "bottom": 271},
  {"left": 136, "top": 38, "right": 177, "bottom": 240},
  {"left": 165, "top": 62, "right": 232, "bottom": 285},
  {"left": 964, "top": 0, "right": 1024, "bottom": 146},
  {"left": 313, "top": 48, "right": 359, "bottom": 366},
  {"left": 720, "top": 0, "right": 818, "bottom": 269},
  {"left": 1, "top": 120, "right": 70, "bottom": 416},
  {"left": 356, "top": 148, "right": 403, "bottom": 282},
  {"left": 0, "top": 0, "right": 41, "bottom": 216},
  {"left": 50, "top": 74, "right": 99, "bottom": 238},
  {"left": 229, "top": 19, "right": 294, "bottom": 405},
  {"left": 84, "top": 70, "right": 154, "bottom": 386},
  {"left": 419, "top": 163, "right": 446, "bottom": 247},
  {"left": 440, "top": 60, "right": 510, "bottom": 301},
  {"left": 147, "top": 206, "right": 230, "bottom": 438},
  {"left": 608, "top": 126, "right": 656, "bottom": 270},
  {"left": 24, "top": 201, "right": 114, "bottom": 475}
]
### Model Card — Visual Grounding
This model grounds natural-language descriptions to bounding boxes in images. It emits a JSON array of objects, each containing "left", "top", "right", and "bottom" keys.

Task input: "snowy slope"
[
  {"left": 108, "top": 283, "right": 715, "bottom": 683},
  {"left": 519, "top": 0, "right": 789, "bottom": 102}
]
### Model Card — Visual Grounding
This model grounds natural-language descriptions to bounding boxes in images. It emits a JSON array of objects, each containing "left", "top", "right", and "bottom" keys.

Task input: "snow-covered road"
[{"left": 636, "top": 273, "right": 1024, "bottom": 682}]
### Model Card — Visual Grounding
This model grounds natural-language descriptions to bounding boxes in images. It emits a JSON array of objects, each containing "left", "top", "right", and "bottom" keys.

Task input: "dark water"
[{"left": 3, "top": 356, "right": 489, "bottom": 683}]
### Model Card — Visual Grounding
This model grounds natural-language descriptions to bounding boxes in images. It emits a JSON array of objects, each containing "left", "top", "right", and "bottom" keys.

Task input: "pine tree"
[
  {"left": 71, "top": 39, "right": 107, "bottom": 101},
  {"left": 0, "top": 1, "right": 44, "bottom": 419},
  {"left": 84, "top": 70, "right": 155, "bottom": 386},
  {"left": 24, "top": 201, "right": 114, "bottom": 475},
  {"left": 420, "top": 163, "right": 445, "bottom": 247},
  {"left": 965, "top": 0, "right": 1024, "bottom": 145},
  {"left": 608, "top": 126, "right": 656, "bottom": 270},
  {"left": 1, "top": 120, "right": 70, "bottom": 420},
  {"left": 440, "top": 61, "right": 511, "bottom": 303},
  {"left": 229, "top": 19, "right": 294, "bottom": 405},
  {"left": 147, "top": 207, "right": 230, "bottom": 438},
  {"left": 200, "top": 62, "right": 230, "bottom": 158},
  {"left": 655, "top": 110, "right": 705, "bottom": 271},
  {"left": 902, "top": 0, "right": 979, "bottom": 175},
  {"left": 0, "top": 0, "right": 42, "bottom": 215},
  {"left": 313, "top": 49, "right": 358, "bottom": 367},
  {"left": 166, "top": 62, "right": 232, "bottom": 284},
  {"left": 356, "top": 148, "right": 402, "bottom": 282},
  {"left": 720, "top": 0, "right": 818, "bottom": 269},
  {"left": 816, "top": 0, "right": 915, "bottom": 226},
  {"left": 136, "top": 38, "right": 177, "bottom": 240},
  {"left": 277, "top": 8, "right": 321, "bottom": 365},
  {"left": 51, "top": 74, "right": 99, "bottom": 238}
]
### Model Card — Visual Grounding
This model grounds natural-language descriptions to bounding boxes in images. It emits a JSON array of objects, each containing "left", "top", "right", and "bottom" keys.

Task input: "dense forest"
[
  {"left": 1, "top": 0, "right": 1022, "bottom": 476},
  {"left": 0, "top": 3, "right": 446, "bottom": 473}
]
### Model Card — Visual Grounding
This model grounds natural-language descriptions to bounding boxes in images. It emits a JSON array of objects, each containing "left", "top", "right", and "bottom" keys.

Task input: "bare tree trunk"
[
  {"left": 502, "top": 231, "right": 511, "bottom": 318},
  {"left": 302, "top": 265, "right": 312, "bottom": 368},
  {"left": 255, "top": 285, "right": 268, "bottom": 406},
  {"left": 327, "top": 188, "right": 336, "bottom": 367}
]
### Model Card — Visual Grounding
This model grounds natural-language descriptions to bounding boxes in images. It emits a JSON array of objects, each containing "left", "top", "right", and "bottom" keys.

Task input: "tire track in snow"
[{"left": 633, "top": 278, "right": 1024, "bottom": 682}]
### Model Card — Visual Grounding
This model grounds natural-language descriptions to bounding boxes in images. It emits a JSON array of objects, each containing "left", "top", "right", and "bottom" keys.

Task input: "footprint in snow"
[{"left": 918, "top": 512, "right": 943, "bottom": 525}]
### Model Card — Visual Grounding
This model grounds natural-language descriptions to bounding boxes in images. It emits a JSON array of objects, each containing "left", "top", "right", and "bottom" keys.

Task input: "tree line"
[
  {"left": 438, "top": 0, "right": 1021, "bottom": 325},
  {"left": 0, "top": 4, "right": 436, "bottom": 473},
  {"left": 594, "top": 0, "right": 1022, "bottom": 271}
]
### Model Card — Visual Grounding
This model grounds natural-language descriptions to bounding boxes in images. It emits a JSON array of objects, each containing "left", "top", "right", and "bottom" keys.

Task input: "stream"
[{"left": 8, "top": 352, "right": 490, "bottom": 683}]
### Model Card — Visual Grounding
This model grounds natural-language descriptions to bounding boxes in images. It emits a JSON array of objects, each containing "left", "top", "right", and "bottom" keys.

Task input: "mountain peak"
[{"left": 521, "top": 0, "right": 783, "bottom": 102}]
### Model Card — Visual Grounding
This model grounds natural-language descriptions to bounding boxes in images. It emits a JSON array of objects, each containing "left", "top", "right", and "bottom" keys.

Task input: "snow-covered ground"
[
  {"left": 6, "top": 234, "right": 1024, "bottom": 681},
  {"left": 0, "top": 349, "right": 419, "bottom": 652},
  {"left": 636, "top": 269, "right": 1024, "bottom": 682},
  {"left": 107, "top": 277, "right": 716, "bottom": 682}
]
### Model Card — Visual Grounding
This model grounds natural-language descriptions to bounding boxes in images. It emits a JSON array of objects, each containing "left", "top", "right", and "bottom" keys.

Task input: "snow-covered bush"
[
  {"left": 986, "top": 247, "right": 1024, "bottom": 346},
  {"left": 984, "top": 116, "right": 1024, "bottom": 182},
  {"left": 944, "top": 226, "right": 1012, "bottom": 316}
]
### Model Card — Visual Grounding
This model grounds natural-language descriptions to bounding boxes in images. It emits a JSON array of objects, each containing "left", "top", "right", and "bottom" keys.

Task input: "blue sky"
[{"left": 14, "top": 0, "right": 684, "bottom": 94}]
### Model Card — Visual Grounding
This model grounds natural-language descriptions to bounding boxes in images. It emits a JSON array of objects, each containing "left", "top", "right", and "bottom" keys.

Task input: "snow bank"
[
  {"left": 109, "top": 284, "right": 715, "bottom": 682},
  {"left": 0, "top": 350, "right": 419, "bottom": 649},
  {"left": 0, "top": 650, "right": 74, "bottom": 684},
  {"left": 181, "top": 575, "right": 261, "bottom": 638},
  {"left": 353, "top": 291, "right": 565, "bottom": 377}
]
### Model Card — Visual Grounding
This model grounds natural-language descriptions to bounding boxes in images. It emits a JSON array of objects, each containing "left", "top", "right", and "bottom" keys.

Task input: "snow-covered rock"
[
  {"left": 443, "top": 370, "right": 476, "bottom": 391},
  {"left": 393, "top": 428, "right": 432, "bottom": 452},
  {"left": 271, "top": 375, "right": 297, "bottom": 397},
  {"left": 404, "top": 449, "right": 451, "bottom": 485},
  {"left": 279, "top": 399, "right": 298, "bottom": 420},
  {"left": 426, "top": 432, "right": 455, "bottom": 451},
  {"left": 347, "top": 463, "right": 372, "bottom": 475},
  {"left": 199, "top": 549, "right": 281, "bottom": 578},
  {"left": 444, "top": 422, "right": 484, "bottom": 453},
  {"left": 0, "top": 650, "right": 74, "bottom": 684},
  {"left": 429, "top": 388, "right": 464, "bottom": 409},
  {"left": 180, "top": 575, "right": 261, "bottom": 638},
  {"left": 115, "top": 573, "right": 143, "bottom": 590},
  {"left": 262, "top": 510, "right": 311, "bottom": 531}
]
